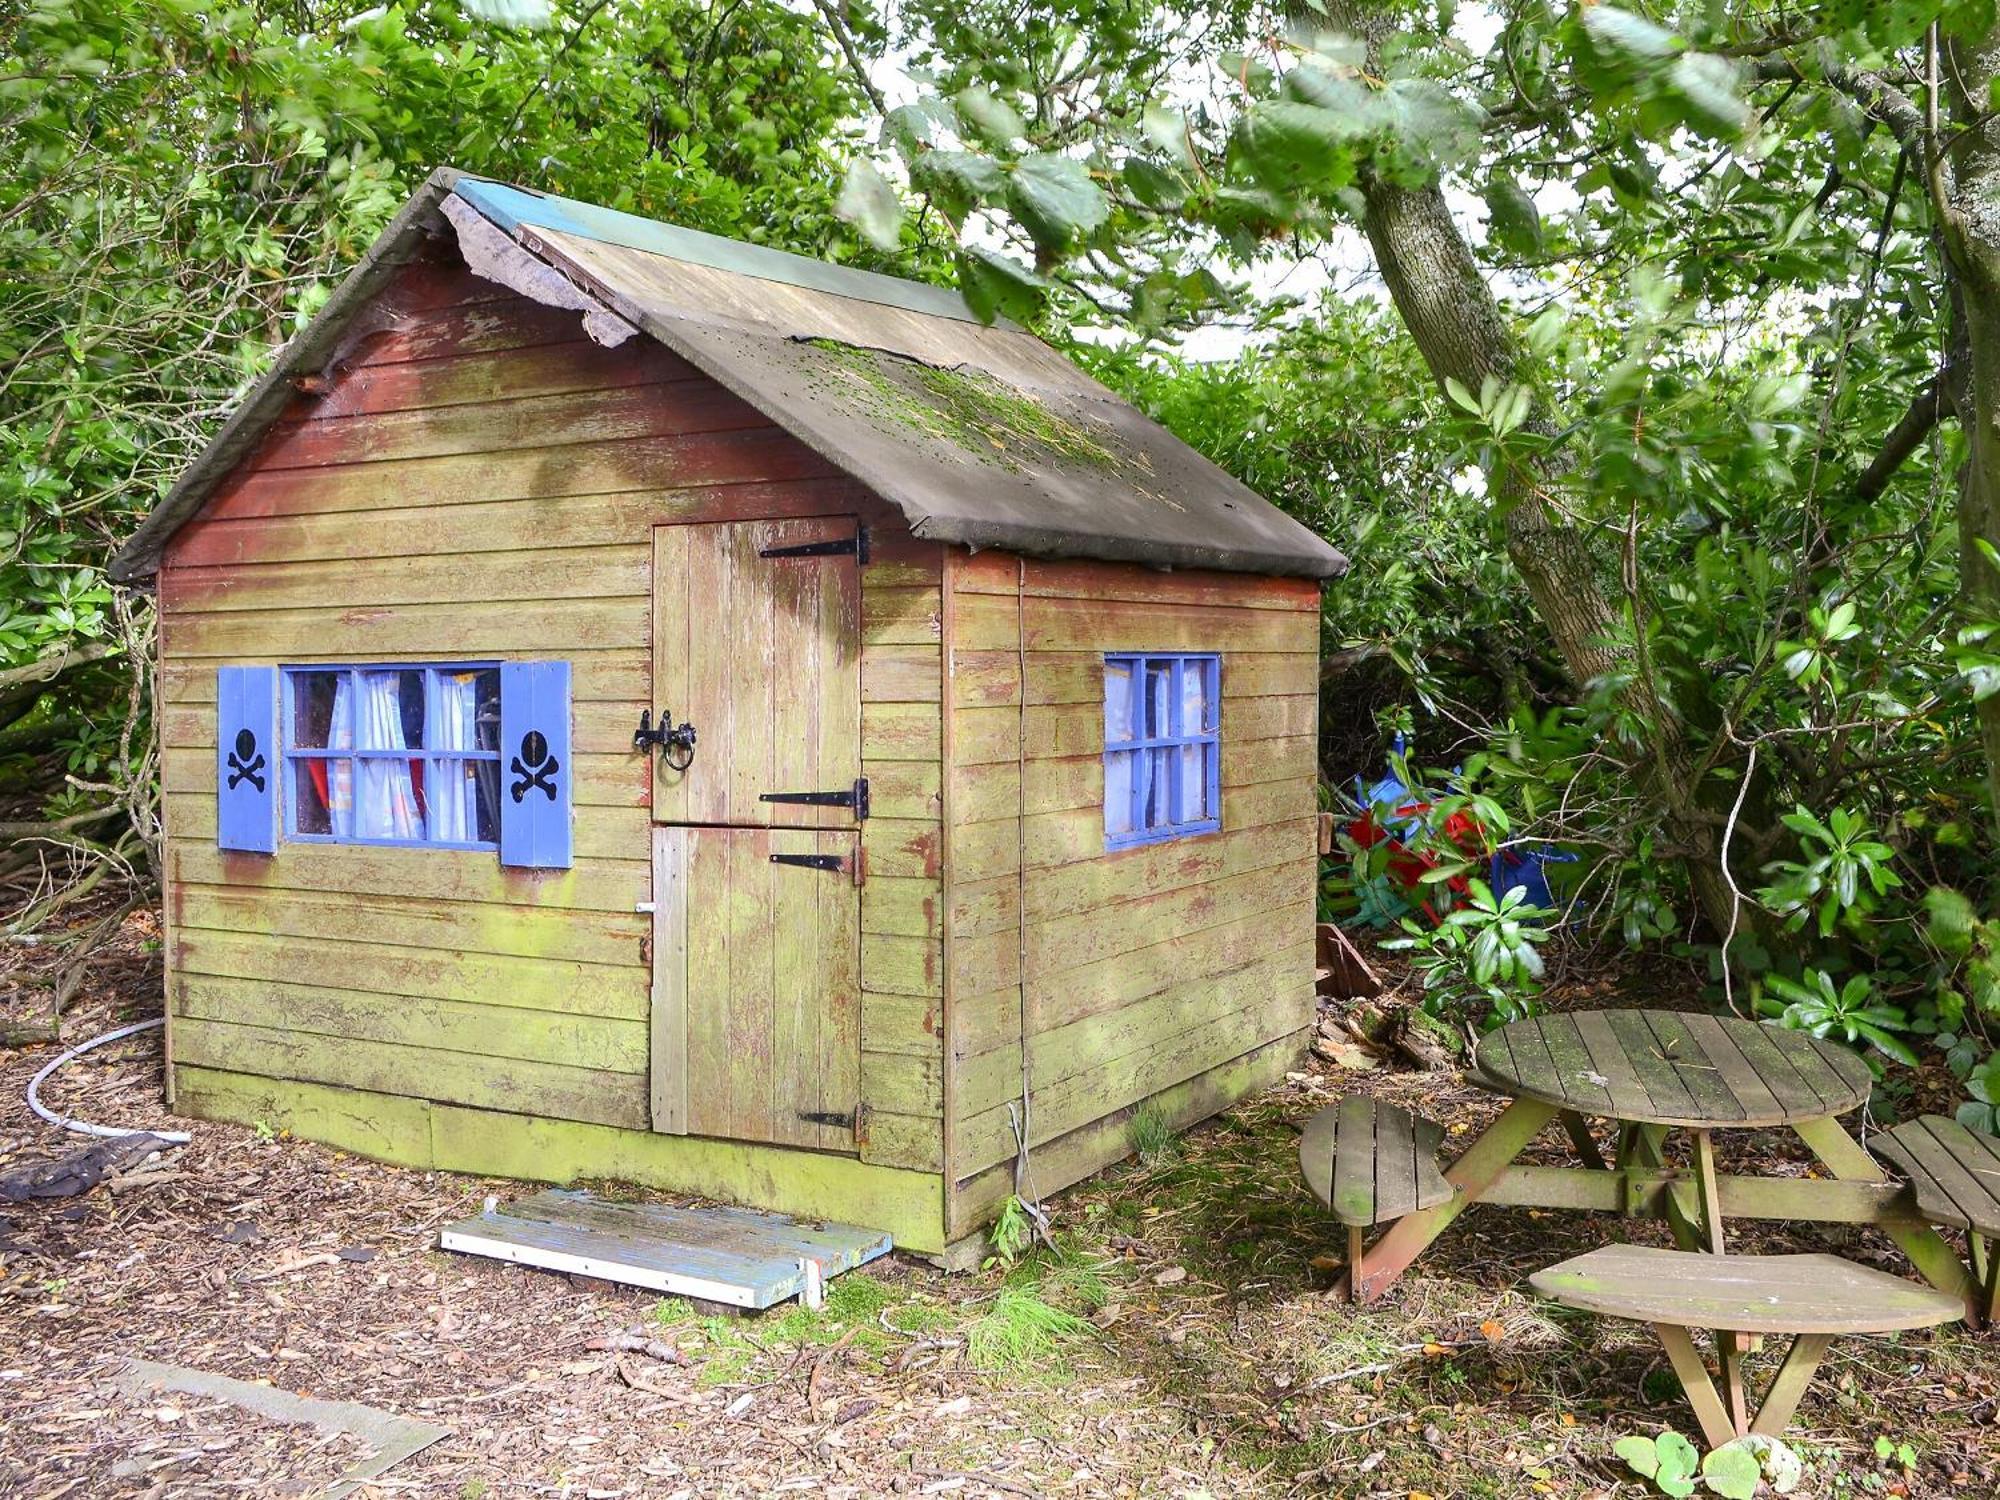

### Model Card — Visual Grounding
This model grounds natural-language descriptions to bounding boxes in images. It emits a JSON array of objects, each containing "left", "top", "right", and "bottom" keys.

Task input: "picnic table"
[{"left": 1330, "top": 1009, "right": 1980, "bottom": 1312}]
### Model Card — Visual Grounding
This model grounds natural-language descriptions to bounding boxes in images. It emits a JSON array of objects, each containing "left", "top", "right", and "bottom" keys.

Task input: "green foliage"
[
  {"left": 986, "top": 1194, "right": 1039, "bottom": 1266},
  {"left": 1127, "top": 1103, "right": 1179, "bottom": 1166},
  {"left": 0, "top": 0, "right": 893, "bottom": 829},
  {"left": 964, "top": 1285, "right": 1094, "bottom": 1375},
  {"left": 1615, "top": 1429, "right": 1700, "bottom": 1497},
  {"left": 1700, "top": 1442, "right": 1764, "bottom": 1500},
  {"left": 1387, "top": 879, "right": 1553, "bottom": 1030},
  {"left": 1757, "top": 970, "right": 1918, "bottom": 1069}
]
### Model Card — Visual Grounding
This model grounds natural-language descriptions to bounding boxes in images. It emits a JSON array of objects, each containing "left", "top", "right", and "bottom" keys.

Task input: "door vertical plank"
[
  {"left": 771, "top": 827, "right": 814, "bottom": 1142},
  {"left": 821, "top": 523, "right": 861, "bottom": 818},
  {"left": 650, "top": 525, "right": 693, "bottom": 823},
  {"left": 820, "top": 827, "right": 862, "bottom": 1145},
  {"left": 649, "top": 826, "right": 689, "bottom": 1134},
  {"left": 684, "top": 828, "right": 730, "bottom": 1137}
]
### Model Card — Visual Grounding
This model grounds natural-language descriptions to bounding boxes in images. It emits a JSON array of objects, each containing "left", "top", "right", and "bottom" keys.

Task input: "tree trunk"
[
  {"left": 1941, "top": 24, "right": 2000, "bottom": 836},
  {"left": 1356, "top": 175, "right": 1747, "bottom": 943}
]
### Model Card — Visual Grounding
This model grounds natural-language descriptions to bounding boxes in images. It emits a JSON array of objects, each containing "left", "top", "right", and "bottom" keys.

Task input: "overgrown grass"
[{"left": 1128, "top": 1103, "right": 1181, "bottom": 1166}]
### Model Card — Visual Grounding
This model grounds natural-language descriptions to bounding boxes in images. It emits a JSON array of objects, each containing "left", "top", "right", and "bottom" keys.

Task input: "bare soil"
[{"left": 2, "top": 910, "right": 1995, "bottom": 1499}]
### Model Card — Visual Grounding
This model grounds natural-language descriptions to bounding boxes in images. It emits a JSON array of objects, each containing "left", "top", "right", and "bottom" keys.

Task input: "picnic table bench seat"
[
  {"left": 1869, "top": 1114, "right": 2000, "bottom": 1318},
  {"left": 1299, "top": 1095, "right": 1452, "bottom": 1296},
  {"left": 1532, "top": 1245, "right": 1963, "bottom": 1448}
]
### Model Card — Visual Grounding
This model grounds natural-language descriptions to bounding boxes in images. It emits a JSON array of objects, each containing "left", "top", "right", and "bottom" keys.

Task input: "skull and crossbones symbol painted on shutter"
[
  {"left": 509, "top": 729, "right": 561, "bottom": 803},
  {"left": 226, "top": 728, "right": 267, "bottom": 792}
]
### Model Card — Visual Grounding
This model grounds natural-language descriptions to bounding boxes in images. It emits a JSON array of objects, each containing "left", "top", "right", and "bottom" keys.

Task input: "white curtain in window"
[
  {"left": 1142, "top": 663, "right": 1171, "bottom": 827},
  {"left": 327, "top": 674, "right": 356, "bottom": 838},
  {"left": 1104, "top": 659, "right": 1135, "bottom": 836},
  {"left": 351, "top": 671, "right": 423, "bottom": 840},
  {"left": 429, "top": 671, "right": 481, "bottom": 843},
  {"left": 1178, "top": 661, "right": 1210, "bottom": 821}
]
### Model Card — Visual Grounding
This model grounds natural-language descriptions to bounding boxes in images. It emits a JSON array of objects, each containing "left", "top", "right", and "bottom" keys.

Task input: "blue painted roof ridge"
[{"left": 451, "top": 176, "right": 982, "bottom": 325}]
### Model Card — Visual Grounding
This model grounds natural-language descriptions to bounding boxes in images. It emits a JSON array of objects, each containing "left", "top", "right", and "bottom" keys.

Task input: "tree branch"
[{"left": 1856, "top": 372, "right": 1950, "bottom": 500}]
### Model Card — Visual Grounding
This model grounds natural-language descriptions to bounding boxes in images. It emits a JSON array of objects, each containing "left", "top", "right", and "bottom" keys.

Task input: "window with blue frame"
[
  {"left": 281, "top": 664, "right": 502, "bottom": 849},
  {"left": 1103, "top": 653, "right": 1220, "bottom": 849}
]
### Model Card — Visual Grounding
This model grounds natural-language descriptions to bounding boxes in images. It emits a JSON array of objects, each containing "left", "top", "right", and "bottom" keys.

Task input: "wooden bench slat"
[
  {"left": 1298, "top": 1096, "right": 1452, "bottom": 1228},
  {"left": 1641, "top": 1012, "right": 1747, "bottom": 1124},
  {"left": 1531, "top": 1015, "right": 1619, "bottom": 1115},
  {"left": 1873, "top": 1115, "right": 2000, "bottom": 1237},
  {"left": 1605, "top": 1009, "right": 1705, "bottom": 1122},
  {"left": 1675, "top": 1013, "right": 1786, "bottom": 1122},
  {"left": 1530, "top": 1245, "right": 1964, "bottom": 1335},
  {"left": 1332, "top": 1094, "right": 1377, "bottom": 1224}
]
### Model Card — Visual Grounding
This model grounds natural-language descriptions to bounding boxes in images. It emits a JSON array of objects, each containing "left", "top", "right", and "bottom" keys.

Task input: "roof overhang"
[{"left": 110, "top": 169, "right": 1348, "bottom": 583}]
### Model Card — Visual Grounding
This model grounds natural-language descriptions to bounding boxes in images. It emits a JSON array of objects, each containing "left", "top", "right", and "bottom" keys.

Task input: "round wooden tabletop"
[{"left": 1473, "top": 1010, "right": 1873, "bottom": 1129}]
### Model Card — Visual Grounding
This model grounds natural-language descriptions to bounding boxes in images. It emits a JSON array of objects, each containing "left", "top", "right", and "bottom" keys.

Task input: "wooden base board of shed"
[
  {"left": 171, "top": 1065, "right": 948, "bottom": 1253},
  {"left": 942, "top": 1028, "right": 1309, "bottom": 1247}
]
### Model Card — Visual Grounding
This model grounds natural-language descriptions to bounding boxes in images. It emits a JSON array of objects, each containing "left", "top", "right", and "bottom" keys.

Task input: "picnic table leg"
[
  {"left": 1628, "top": 1124, "right": 1706, "bottom": 1252},
  {"left": 1651, "top": 1323, "right": 1738, "bottom": 1450},
  {"left": 1352, "top": 1098, "right": 1558, "bottom": 1303},
  {"left": 1690, "top": 1131, "right": 1726, "bottom": 1255},
  {"left": 1559, "top": 1110, "right": 1608, "bottom": 1169},
  {"left": 1790, "top": 1116, "right": 1983, "bottom": 1324},
  {"left": 1750, "top": 1334, "right": 1833, "bottom": 1438}
]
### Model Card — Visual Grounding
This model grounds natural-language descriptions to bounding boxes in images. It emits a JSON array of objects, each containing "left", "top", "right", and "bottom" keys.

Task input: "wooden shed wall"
[
  {"left": 940, "top": 553, "right": 1321, "bottom": 1238},
  {"left": 153, "top": 251, "right": 947, "bottom": 1247}
]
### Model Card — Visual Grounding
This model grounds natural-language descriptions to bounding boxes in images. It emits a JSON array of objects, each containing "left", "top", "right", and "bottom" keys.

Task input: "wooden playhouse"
[{"left": 109, "top": 169, "right": 1347, "bottom": 1257}]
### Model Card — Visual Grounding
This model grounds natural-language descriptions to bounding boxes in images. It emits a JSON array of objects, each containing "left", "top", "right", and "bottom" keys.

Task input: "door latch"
[{"left": 634, "top": 709, "right": 697, "bottom": 771}]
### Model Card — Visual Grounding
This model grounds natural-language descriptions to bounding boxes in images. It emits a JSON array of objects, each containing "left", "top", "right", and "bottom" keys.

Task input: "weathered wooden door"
[
  {"left": 647, "top": 518, "right": 863, "bottom": 1150},
  {"left": 650, "top": 517, "right": 863, "bottom": 827}
]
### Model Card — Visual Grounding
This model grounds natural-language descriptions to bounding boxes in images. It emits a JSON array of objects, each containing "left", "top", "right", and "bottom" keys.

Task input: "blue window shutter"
[
  {"left": 216, "top": 666, "right": 278, "bottom": 853},
  {"left": 499, "top": 661, "right": 572, "bottom": 869}
]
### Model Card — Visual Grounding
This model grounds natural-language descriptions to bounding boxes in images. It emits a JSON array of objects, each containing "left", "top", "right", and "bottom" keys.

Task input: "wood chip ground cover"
[{"left": 2, "top": 913, "right": 1996, "bottom": 1496}]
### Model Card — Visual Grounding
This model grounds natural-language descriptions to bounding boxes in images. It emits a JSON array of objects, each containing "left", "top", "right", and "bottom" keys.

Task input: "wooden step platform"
[
  {"left": 1299, "top": 1095, "right": 1452, "bottom": 1299},
  {"left": 1871, "top": 1113, "right": 2000, "bottom": 1319},
  {"left": 1532, "top": 1245, "right": 1963, "bottom": 1446},
  {"left": 439, "top": 1189, "right": 892, "bottom": 1310}
]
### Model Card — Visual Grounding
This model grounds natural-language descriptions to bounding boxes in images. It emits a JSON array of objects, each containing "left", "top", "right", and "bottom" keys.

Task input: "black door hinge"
[
  {"left": 759, "top": 527, "right": 869, "bottom": 564},
  {"left": 797, "top": 1108, "right": 855, "bottom": 1129},
  {"left": 769, "top": 852, "right": 846, "bottom": 872},
  {"left": 760, "top": 778, "right": 869, "bottom": 819}
]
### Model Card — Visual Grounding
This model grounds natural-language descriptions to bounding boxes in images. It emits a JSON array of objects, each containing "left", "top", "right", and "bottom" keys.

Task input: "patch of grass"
[
  {"left": 651, "top": 1296, "right": 696, "bottom": 1327},
  {"left": 965, "top": 1285, "right": 1094, "bottom": 1376},
  {"left": 1128, "top": 1103, "right": 1180, "bottom": 1166}
]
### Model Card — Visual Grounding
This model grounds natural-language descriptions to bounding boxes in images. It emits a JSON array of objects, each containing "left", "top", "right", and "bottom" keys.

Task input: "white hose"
[{"left": 26, "top": 1017, "right": 192, "bottom": 1144}]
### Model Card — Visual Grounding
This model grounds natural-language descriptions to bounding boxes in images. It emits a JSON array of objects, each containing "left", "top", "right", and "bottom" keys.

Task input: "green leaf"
[
  {"left": 1668, "top": 53, "right": 1752, "bottom": 140},
  {"left": 1702, "top": 1442, "right": 1762, "bottom": 1500},
  {"left": 908, "top": 150, "right": 1004, "bottom": 217},
  {"left": 1234, "top": 99, "right": 1366, "bottom": 192},
  {"left": 1141, "top": 101, "right": 1195, "bottom": 168},
  {"left": 955, "top": 246, "right": 1048, "bottom": 325},
  {"left": 1006, "top": 154, "right": 1108, "bottom": 253},
  {"left": 955, "top": 86, "right": 1026, "bottom": 146},
  {"left": 459, "top": 0, "right": 553, "bottom": 27},
  {"left": 1484, "top": 172, "right": 1543, "bottom": 255},
  {"left": 1583, "top": 7, "right": 1681, "bottom": 69},
  {"left": 836, "top": 159, "right": 903, "bottom": 252}
]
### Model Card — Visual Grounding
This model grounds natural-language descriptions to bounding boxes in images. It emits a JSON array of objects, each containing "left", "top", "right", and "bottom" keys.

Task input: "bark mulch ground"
[{"left": 2, "top": 912, "right": 1997, "bottom": 1498}]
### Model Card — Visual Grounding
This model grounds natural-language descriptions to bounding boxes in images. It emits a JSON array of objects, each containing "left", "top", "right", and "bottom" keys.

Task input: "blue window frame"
[
  {"left": 280, "top": 663, "right": 503, "bottom": 850},
  {"left": 1103, "top": 653, "right": 1221, "bottom": 849}
]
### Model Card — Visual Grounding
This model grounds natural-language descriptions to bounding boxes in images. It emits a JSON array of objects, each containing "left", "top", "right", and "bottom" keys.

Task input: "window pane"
[
  {"left": 350, "top": 670, "right": 423, "bottom": 839},
  {"left": 291, "top": 759, "right": 339, "bottom": 835},
  {"left": 1105, "top": 747, "right": 1136, "bottom": 836},
  {"left": 1104, "top": 659, "right": 1136, "bottom": 744},
  {"left": 1183, "top": 659, "right": 1213, "bottom": 734},
  {"left": 1144, "top": 661, "right": 1172, "bottom": 737},
  {"left": 429, "top": 758, "right": 485, "bottom": 843},
  {"left": 350, "top": 668, "right": 425, "bottom": 752},
  {"left": 290, "top": 671, "right": 341, "bottom": 750},
  {"left": 1178, "top": 740, "right": 1212, "bottom": 822}
]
